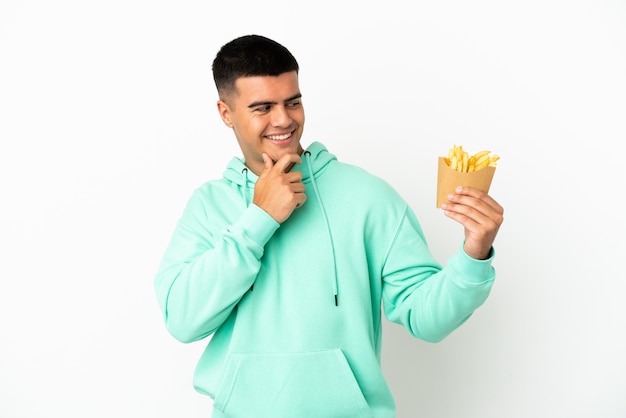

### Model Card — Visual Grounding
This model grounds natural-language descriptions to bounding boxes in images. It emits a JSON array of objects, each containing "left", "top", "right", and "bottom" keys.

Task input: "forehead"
[{"left": 233, "top": 71, "right": 300, "bottom": 103}]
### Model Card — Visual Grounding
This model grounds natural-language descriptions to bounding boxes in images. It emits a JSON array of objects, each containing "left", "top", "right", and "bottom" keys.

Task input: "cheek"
[
  {"left": 243, "top": 116, "right": 266, "bottom": 135},
  {"left": 232, "top": 115, "right": 259, "bottom": 136},
  {"left": 294, "top": 110, "right": 305, "bottom": 127}
]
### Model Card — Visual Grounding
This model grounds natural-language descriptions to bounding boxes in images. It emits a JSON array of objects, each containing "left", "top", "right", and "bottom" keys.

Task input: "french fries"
[{"left": 443, "top": 144, "right": 500, "bottom": 173}]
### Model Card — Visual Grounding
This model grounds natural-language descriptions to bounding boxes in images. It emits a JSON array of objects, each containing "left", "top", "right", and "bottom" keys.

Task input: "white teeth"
[{"left": 267, "top": 133, "right": 291, "bottom": 141}]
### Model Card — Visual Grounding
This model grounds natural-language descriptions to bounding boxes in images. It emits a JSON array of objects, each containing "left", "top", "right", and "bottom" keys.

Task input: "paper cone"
[{"left": 436, "top": 157, "right": 496, "bottom": 208}]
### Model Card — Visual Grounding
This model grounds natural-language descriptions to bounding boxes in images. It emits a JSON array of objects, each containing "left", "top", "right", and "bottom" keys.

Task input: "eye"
[
  {"left": 286, "top": 100, "right": 301, "bottom": 108},
  {"left": 253, "top": 105, "right": 271, "bottom": 113}
]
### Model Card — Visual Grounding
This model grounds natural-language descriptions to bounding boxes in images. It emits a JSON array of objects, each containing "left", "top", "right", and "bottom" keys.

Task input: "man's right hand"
[{"left": 252, "top": 153, "right": 307, "bottom": 223}]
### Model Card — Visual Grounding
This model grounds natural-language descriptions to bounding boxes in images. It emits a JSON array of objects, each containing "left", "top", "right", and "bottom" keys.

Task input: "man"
[{"left": 154, "top": 34, "right": 504, "bottom": 418}]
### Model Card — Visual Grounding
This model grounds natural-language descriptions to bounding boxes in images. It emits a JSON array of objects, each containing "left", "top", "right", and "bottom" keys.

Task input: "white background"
[{"left": 1, "top": 1, "right": 625, "bottom": 417}]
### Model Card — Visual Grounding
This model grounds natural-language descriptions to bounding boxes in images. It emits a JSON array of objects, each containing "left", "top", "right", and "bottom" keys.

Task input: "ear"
[{"left": 217, "top": 99, "right": 233, "bottom": 128}]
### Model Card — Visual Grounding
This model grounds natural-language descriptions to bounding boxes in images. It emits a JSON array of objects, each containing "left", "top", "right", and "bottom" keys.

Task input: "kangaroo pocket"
[{"left": 213, "top": 348, "right": 373, "bottom": 418}]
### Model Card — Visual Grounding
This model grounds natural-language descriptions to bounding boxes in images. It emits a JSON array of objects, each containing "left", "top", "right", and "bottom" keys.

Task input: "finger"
[
  {"left": 273, "top": 153, "right": 302, "bottom": 173},
  {"left": 284, "top": 170, "right": 303, "bottom": 184},
  {"left": 451, "top": 186, "right": 503, "bottom": 214},
  {"left": 444, "top": 198, "right": 500, "bottom": 226},
  {"left": 443, "top": 195, "right": 504, "bottom": 232},
  {"left": 260, "top": 153, "right": 274, "bottom": 175},
  {"left": 295, "top": 194, "right": 307, "bottom": 208},
  {"left": 289, "top": 180, "right": 305, "bottom": 192}
]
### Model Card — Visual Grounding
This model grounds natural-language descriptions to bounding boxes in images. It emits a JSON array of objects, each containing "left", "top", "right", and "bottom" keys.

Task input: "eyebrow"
[{"left": 247, "top": 93, "right": 302, "bottom": 109}]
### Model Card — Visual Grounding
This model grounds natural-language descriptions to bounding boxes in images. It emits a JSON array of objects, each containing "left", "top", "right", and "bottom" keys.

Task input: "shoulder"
[
  {"left": 326, "top": 160, "right": 404, "bottom": 200},
  {"left": 318, "top": 160, "right": 409, "bottom": 223},
  {"left": 181, "top": 177, "right": 243, "bottom": 219},
  {"left": 194, "top": 177, "right": 235, "bottom": 196}
]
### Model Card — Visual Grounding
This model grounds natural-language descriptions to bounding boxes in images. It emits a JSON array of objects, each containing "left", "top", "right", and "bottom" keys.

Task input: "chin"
[{"left": 269, "top": 142, "right": 302, "bottom": 158}]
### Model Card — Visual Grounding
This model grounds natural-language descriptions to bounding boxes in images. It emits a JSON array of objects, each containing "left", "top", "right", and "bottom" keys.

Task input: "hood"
[{"left": 223, "top": 141, "right": 336, "bottom": 188}]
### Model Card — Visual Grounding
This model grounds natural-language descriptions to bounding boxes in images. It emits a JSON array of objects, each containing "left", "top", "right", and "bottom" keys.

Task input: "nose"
[{"left": 271, "top": 105, "right": 292, "bottom": 127}]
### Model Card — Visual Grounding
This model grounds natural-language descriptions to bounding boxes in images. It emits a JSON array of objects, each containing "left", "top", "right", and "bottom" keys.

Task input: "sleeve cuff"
[
  {"left": 450, "top": 242, "right": 495, "bottom": 284},
  {"left": 235, "top": 204, "right": 280, "bottom": 246}
]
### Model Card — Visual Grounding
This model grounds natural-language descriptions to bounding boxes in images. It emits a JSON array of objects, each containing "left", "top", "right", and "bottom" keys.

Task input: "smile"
[{"left": 266, "top": 132, "right": 292, "bottom": 141}]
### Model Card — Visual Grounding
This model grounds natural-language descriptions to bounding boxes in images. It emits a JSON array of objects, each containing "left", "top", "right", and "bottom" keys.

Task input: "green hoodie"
[{"left": 154, "top": 142, "right": 495, "bottom": 418}]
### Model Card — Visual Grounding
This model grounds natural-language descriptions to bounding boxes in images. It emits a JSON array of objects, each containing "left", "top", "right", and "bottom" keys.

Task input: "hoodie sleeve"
[
  {"left": 381, "top": 206, "right": 495, "bottom": 343},
  {"left": 154, "top": 189, "right": 279, "bottom": 343}
]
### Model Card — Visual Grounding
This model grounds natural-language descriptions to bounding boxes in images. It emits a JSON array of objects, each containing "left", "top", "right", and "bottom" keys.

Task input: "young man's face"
[{"left": 217, "top": 71, "right": 305, "bottom": 175}]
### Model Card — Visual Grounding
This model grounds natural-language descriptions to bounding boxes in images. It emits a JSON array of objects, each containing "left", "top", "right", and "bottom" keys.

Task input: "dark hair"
[{"left": 212, "top": 34, "right": 299, "bottom": 98}]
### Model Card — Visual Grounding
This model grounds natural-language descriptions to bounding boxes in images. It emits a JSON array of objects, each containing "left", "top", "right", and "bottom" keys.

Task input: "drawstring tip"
[{"left": 334, "top": 294, "right": 338, "bottom": 306}]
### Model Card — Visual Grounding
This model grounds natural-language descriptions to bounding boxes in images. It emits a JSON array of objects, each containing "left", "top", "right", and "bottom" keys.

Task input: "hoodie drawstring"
[
  {"left": 240, "top": 154, "right": 339, "bottom": 306},
  {"left": 241, "top": 167, "right": 251, "bottom": 205},
  {"left": 241, "top": 167, "right": 254, "bottom": 292},
  {"left": 304, "top": 151, "right": 339, "bottom": 306}
]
